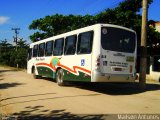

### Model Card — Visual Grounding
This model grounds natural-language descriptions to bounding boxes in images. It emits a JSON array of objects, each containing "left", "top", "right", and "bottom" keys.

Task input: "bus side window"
[
  {"left": 38, "top": 43, "right": 45, "bottom": 57},
  {"left": 53, "top": 38, "right": 64, "bottom": 56},
  {"left": 27, "top": 48, "right": 32, "bottom": 60},
  {"left": 77, "top": 31, "right": 94, "bottom": 54},
  {"left": 33, "top": 45, "right": 38, "bottom": 57},
  {"left": 64, "top": 35, "right": 77, "bottom": 55},
  {"left": 45, "top": 41, "right": 53, "bottom": 56}
]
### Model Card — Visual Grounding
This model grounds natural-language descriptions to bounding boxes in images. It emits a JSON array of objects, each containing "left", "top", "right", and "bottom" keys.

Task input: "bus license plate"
[{"left": 114, "top": 68, "right": 122, "bottom": 71}]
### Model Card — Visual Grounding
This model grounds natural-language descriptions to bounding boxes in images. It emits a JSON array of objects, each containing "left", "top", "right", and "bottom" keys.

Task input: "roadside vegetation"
[{"left": 0, "top": 39, "right": 28, "bottom": 68}]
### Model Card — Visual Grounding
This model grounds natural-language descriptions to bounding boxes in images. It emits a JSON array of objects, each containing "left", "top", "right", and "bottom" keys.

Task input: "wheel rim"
[
  {"left": 34, "top": 69, "right": 36, "bottom": 75},
  {"left": 33, "top": 68, "right": 36, "bottom": 77}
]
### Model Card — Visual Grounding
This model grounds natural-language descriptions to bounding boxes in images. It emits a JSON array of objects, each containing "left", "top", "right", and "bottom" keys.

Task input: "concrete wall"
[
  {"left": 149, "top": 65, "right": 160, "bottom": 82},
  {"left": 147, "top": 57, "right": 160, "bottom": 82},
  {"left": 155, "top": 22, "right": 160, "bottom": 32}
]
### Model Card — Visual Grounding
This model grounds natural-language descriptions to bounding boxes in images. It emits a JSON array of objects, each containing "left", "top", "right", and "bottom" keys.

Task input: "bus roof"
[{"left": 30, "top": 23, "right": 136, "bottom": 46}]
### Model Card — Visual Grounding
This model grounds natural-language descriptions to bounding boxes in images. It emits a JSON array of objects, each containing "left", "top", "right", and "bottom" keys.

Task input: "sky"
[{"left": 0, "top": 0, "right": 160, "bottom": 43}]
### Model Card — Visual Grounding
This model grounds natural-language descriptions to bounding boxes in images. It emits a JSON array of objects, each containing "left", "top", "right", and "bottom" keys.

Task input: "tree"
[
  {"left": 14, "top": 48, "right": 28, "bottom": 68},
  {"left": 0, "top": 40, "right": 12, "bottom": 52},
  {"left": 0, "top": 40, "right": 13, "bottom": 65},
  {"left": 0, "top": 39, "right": 29, "bottom": 68},
  {"left": 17, "top": 38, "right": 28, "bottom": 48},
  {"left": 28, "top": 0, "right": 160, "bottom": 48},
  {"left": 12, "top": 39, "right": 29, "bottom": 68},
  {"left": 29, "top": 14, "right": 96, "bottom": 42}
]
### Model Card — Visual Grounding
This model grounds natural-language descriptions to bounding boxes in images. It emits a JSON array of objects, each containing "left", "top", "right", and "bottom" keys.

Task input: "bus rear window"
[{"left": 101, "top": 27, "right": 136, "bottom": 53}]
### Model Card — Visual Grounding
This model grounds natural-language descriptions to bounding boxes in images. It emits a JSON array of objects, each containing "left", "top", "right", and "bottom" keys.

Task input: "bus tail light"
[
  {"left": 96, "top": 56, "right": 100, "bottom": 67},
  {"left": 95, "top": 55, "right": 100, "bottom": 70}
]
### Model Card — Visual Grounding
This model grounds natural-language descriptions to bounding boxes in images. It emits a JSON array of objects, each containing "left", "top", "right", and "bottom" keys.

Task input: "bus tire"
[
  {"left": 33, "top": 67, "right": 39, "bottom": 79},
  {"left": 56, "top": 69, "right": 65, "bottom": 86}
]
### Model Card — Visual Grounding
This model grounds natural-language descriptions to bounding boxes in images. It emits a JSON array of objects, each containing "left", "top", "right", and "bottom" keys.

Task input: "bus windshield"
[{"left": 101, "top": 27, "right": 136, "bottom": 53}]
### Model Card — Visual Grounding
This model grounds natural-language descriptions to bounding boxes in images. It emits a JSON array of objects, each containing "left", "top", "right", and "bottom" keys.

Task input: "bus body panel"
[
  {"left": 27, "top": 45, "right": 34, "bottom": 74},
  {"left": 27, "top": 24, "right": 137, "bottom": 83},
  {"left": 100, "top": 50, "right": 136, "bottom": 75},
  {"left": 36, "top": 56, "right": 55, "bottom": 78},
  {"left": 59, "top": 54, "right": 92, "bottom": 82},
  {"left": 27, "top": 60, "right": 33, "bottom": 74},
  {"left": 27, "top": 24, "right": 97, "bottom": 82},
  {"left": 32, "top": 55, "right": 92, "bottom": 81},
  {"left": 91, "top": 24, "right": 137, "bottom": 82}
]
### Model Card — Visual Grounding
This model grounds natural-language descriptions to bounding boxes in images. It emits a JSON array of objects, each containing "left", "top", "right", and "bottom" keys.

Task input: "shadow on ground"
[
  {"left": 69, "top": 82, "right": 160, "bottom": 95},
  {"left": 1, "top": 93, "right": 99, "bottom": 107},
  {"left": 0, "top": 83, "right": 24, "bottom": 90},
  {"left": 0, "top": 92, "right": 57, "bottom": 102},
  {"left": 40, "top": 77, "right": 160, "bottom": 95},
  {"left": 11, "top": 106, "right": 108, "bottom": 120}
]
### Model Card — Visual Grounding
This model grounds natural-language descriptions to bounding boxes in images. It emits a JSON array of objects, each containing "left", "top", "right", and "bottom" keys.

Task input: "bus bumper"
[{"left": 92, "top": 70, "right": 135, "bottom": 82}]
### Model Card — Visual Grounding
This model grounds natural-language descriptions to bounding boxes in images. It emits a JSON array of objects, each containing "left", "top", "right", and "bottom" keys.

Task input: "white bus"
[{"left": 27, "top": 24, "right": 137, "bottom": 86}]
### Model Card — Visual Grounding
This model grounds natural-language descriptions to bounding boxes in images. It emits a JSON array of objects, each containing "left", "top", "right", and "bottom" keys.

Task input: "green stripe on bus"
[
  {"left": 37, "top": 67, "right": 55, "bottom": 78},
  {"left": 63, "top": 69, "right": 91, "bottom": 82},
  {"left": 37, "top": 66, "right": 91, "bottom": 82}
]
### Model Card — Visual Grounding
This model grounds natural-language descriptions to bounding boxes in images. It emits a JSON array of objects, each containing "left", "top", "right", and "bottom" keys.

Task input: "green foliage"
[
  {"left": 0, "top": 39, "right": 29, "bottom": 68},
  {"left": 28, "top": 0, "right": 159, "bottom": 48},
  {"left": 0, "top": 40, "right": 13, "bottom": 65},
  {"left": 95, "top": 0, "right": 157, "bottom": 46},
  {"left": 148, "top": 26, "right": 160, "bottom": 45},
  {"left": 17, "top": 38, "right": 28, "bottom": 48},
  {"left": 29, "top": 14, "right": 97, "bottom": 41}
]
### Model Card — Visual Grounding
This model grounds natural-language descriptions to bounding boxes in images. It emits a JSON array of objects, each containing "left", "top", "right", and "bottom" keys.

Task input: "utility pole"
[
  {"left": 11, "top": 28, "right": 20, "bottom": 51},
  {"left": 11, "top": 28, "right": 20, "bottom": 69},
  {"left": 139, "top": 0, "right": 148, "bottom": 90}
]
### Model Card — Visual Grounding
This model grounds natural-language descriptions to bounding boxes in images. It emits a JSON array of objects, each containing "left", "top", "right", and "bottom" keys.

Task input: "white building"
[
  {"left": 155, "top": 22, "right": 160, "bottom": 32},
  {"left": 148, "top": 21, "right": 160, "bottom": 82}
]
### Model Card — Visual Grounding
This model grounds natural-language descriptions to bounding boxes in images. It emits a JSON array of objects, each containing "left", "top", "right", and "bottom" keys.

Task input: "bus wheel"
[
  {"left": 33, "top": 68, "right": 39, "bottom": 79},
  {"left": 56, "top": 69, "right": 65, "bottom": 86}
]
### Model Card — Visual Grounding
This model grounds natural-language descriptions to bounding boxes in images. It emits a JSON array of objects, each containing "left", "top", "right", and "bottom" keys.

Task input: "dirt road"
[{"left": 0, "top": 66, "right": 160, "bottom": 119}]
